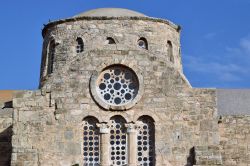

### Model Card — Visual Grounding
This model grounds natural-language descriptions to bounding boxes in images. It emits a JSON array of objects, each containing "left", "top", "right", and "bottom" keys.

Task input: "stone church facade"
[{"left": 0, "top": 8, "right": 250, "bottom": 166}]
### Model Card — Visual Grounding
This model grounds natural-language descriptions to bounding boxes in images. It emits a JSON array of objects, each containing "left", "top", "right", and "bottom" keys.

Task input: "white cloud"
[
  {"left": 184, "top": 33, "right": 250, "bottom": 84},
  {"left": 203, "top": 32, "right": 216, "bottom": 40},
  {"left": 226, "top": 35, "right": 250, "bottom": 57},
  {"left": 185, "top": 55, "right": 245, "bottom": 82},
  {"left": 240, "top": 37, "right": 250, "bottom": 54}
]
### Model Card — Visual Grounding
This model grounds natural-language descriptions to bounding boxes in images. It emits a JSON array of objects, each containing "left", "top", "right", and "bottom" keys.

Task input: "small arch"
[
  {"left": 167, "top": 40, "right": 174, "bottom": 63},
  {"left": 137, "top": 115, "right": 155, "bottom": 122},
  {"left": 47, "top": 40, "right": 56, "bottom": 74},
  {"left": 134, "top": 111, "right": 159, "bottom": 123},
  {"left": 110, "top": 115, "right": 127, "bottom": 123},
  {"left": 83, "top": 116, "right": 99, "bottom": 123},
  {"left": 138, "top": 37, "right": 148, "bottom": 50},
  {"left": 106, "top": 37, "right": 116, "bottom": 44},
  {"left": 76, "top": 37, "right": 84, "bottom": 53}
]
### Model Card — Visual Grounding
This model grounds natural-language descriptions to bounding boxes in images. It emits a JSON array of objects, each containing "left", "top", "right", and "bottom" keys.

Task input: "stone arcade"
[{"left": 0, "top": 8, "right": 250, "bottom": 166}]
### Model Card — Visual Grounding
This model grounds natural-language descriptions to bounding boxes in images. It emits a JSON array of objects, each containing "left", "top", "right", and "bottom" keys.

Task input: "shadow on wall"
[
  {"left": 185, "top": 147, "right": 196, "bottom": 166},
  {"left": 0, "top": 126, "right": 12, "bottom": 166}
]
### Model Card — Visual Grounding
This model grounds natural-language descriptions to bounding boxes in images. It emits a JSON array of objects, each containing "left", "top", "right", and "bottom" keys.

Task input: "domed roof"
[{"left": 74, "top": 8, "right": 147, "bottom": 18}]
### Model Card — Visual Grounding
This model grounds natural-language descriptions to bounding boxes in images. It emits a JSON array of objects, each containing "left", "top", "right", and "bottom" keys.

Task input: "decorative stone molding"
[
  {"left": 96, "top": 123, "right": 110, "bottom": 134},
  {"left": 90, "top": 64, "right": 144, "bottom": 111},
  {"left": 125, "top": 123, "right": 138, "bottom": 133}
]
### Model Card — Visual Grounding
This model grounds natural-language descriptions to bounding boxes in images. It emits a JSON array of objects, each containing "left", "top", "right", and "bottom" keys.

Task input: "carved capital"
[
  {"left": 125, "top": 123, "right": 138, "bottom": 133},
  {"left": 97, "top": 123, "right": 110, "bottom": 134}
]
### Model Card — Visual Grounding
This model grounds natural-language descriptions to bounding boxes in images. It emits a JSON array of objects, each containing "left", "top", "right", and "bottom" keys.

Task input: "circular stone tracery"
[{"left": 96, "top": 66, "right": 139, "bottom": 106}]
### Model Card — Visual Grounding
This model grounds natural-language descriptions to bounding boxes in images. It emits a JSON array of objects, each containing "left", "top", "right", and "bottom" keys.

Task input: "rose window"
[{"left": 96, "top": 66, "right": 139, "bottom": 106}]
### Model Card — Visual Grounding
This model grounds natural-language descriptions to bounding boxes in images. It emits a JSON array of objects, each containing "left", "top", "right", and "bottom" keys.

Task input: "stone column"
[
  {"left": 125, "top": 123, "right": 138, "bottom": 166},
  {"left": 97, "top": 123, "right": 110, "bottom": 166}
]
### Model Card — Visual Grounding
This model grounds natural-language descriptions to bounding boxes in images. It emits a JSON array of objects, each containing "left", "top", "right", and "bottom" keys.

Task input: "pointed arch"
[
  {"left": 137, "top": 115, "right": 155, "bottom": 166},
  {"left": 76, "top": 37, "right": 84, "bottom": 53},
  {"left": 167, "top": 40, "right": 174, "bottom": 63}
]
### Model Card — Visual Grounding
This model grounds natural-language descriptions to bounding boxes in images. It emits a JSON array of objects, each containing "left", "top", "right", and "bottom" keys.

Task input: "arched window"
[
  {"left": 76, "top": 37, "right": 84, "bottom": 53},
  {"left": 138, "top": 37, "right": 148, "bottom": 50},
  {"left": 83, "top": 117, "right": 100, "bottom": 166},
  {"left": 110, "top": 116, "right": 127, "bottom": 165},
  {"left": 167, "top": 41, "right": 174, "bottom": 63},
  {"left": 41, "top": 41, "right": 48, "bottom": 78},
  {"left": 47, "top": 40, "right": 55, "bottom": 74},
  {"left": 106, "top": 37, "right": 116, "bottom": 44},
  {"left": 137, "top": 116, "right": 155, "bottom": 166}
]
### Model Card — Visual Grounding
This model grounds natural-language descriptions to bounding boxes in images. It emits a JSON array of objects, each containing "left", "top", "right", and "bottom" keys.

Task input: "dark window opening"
[
  {"left": 138, "top": 37, "right": 148, "bottom": 50},
  {"left": 167, "top": 41, "right": 174, "bottom": 63},
  {"left": 47, "top": 40, "right": 55, "bottom": 74},
  {"left": 76, "top": 37, "right": 84, "bottom": 53},
  {"left": 106, "top": 37, "right": 116, "bottom": 44}
]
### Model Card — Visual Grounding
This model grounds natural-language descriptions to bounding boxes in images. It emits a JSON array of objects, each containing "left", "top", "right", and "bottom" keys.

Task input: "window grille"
[
  {"left": 76, "top": 37, "right": 84, "bottom": 53},
  {"left": 110, "top": 116, "right": 127, "bottom": 165},
  {"left": 47, "top": 40, "right": 55, "bottom": 74},
  {"left": 137, "top": 116, "right": 155, "bottom": 166},
  {"left": 96, "top": 65, "right": 139, "bottom": 106},
  {"left": 83, "top": 117, "right": 100, "bottom": 166}
]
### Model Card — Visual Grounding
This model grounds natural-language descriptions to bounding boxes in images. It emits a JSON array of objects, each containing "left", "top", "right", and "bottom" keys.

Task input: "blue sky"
[{"left": 0, "top": 0, "right": 250, "bottom": 89}]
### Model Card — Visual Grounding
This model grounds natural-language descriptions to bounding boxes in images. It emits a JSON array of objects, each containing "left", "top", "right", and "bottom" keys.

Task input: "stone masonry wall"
[
  {"left": 194, "top": 145, "right": 222, "bottom": 165},
  {"left": 40, "top": 19, "right": 182, "bottom": 87},
  {"left": 11, "top": 87, "right": 219, "bottom": 166},
  {"left": 11, "top": 18, "right": 220, "bottom": 166},
  {"left": 0, "top": 106, "right": 13, "bottom": 166},
  {"left": 219, "top": 115, "right": 250, "bottom": 166}
]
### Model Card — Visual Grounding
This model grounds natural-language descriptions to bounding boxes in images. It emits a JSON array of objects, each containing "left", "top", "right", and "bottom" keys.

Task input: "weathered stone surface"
[
  {"left": 219, "top": 115, "right": 250, "bottom": 166},
  {"left": 0, "top": 108, "right": 13, "bottom": 166},
  {"left": 0, "top": 8, "right": 249, "bottom": 166}
]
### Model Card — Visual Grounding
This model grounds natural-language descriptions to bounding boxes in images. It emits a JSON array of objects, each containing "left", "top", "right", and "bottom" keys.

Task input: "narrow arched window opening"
[
  {"left": 76, "top": 37, "right": 84, "bottom": 53},
  {"left": 41, "top": 41, "right": 48, "bottom": 78},
  {"left": 167, "top": 41, "right": 174, "bottom": 63},
  {"left": 106, "top": 37, "right": 116, "bottom": 44},
  {"left": 47, "top": 40, "right": 55, "bottom": 74},
  {"left": 110, "top": 116, "right": 127, "bottom": 166},
  {"left": 137, "top": 116, "right": 155, "bottom": 166},
  {"left": 83, "top": 117, "right": 100, "bottom": 165},
  {"left": 138, "top": 37, "right": 148, "bottom": 50}
]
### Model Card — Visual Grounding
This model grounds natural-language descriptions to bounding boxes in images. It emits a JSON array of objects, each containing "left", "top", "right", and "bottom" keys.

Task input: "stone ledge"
[{"left": 42, "top": 16, "right": 181, "bottom": 37}]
